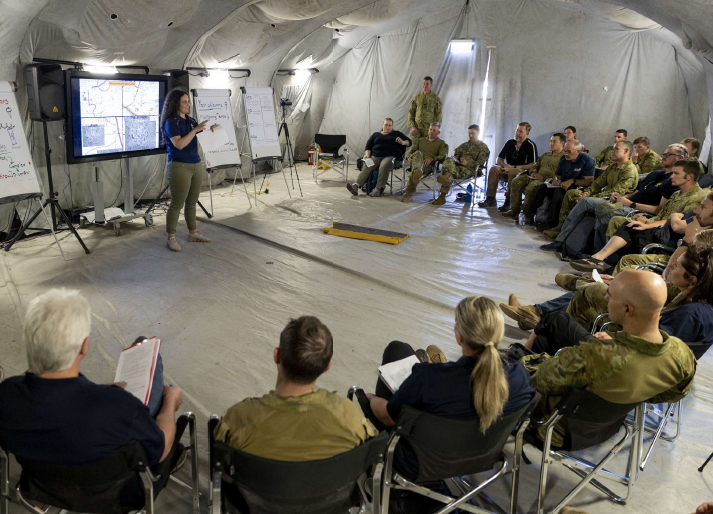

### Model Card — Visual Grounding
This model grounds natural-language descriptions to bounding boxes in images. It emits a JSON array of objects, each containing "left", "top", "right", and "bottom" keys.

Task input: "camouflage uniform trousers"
[
  {"left": 558, "top": 188, "right": 588, "bottom": 225},
  {"left": 437, "top": 158, "right": 469, "bottom": 195},
  {"left": 405, "top": 151, "right": 435, "bottom": 193},
  {"left": 509, "top": 174, "right": 544, "bottom": 212},
  {"left": 567, "top": 269, "right": 678, "bottom": 328},
  {"left": 411, "top": 124, "right": 430, "bottom": 140}
]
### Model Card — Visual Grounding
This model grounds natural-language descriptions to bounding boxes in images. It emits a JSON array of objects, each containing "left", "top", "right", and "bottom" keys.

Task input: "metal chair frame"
[
  {"left": 312, "top": 136, "right": 350, "bottom": 183},
  {"left": 388, "top": 154, "right": 443, "bottom": 199},
  {"left": 450, "top": 164, "right": 488, "bottom": 212},
  {"left": 368, "top": 388, "right": 541, "bottom": 514},
  {"left": 527, "top": 394, "right": 644, "bottom": 514},
  {"left": 0, "top": 412, "right": 200, "bottom": 514}
]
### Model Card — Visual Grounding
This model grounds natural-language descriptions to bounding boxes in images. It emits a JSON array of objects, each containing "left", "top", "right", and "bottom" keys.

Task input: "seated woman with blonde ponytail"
[{"left": 367, "top": 295, "right": 535, "bottom": 481}]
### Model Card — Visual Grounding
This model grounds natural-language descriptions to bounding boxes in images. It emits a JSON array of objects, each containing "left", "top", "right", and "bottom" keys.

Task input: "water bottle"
[
  {"left": 465, "top": 184, "right": 473, "bottom": 203},
  {"left": 518, "top": 211, "right": 526, "bottom": 226}
]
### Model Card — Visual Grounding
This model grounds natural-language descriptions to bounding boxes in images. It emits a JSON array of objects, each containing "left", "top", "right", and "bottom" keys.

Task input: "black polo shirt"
[
  {"left": 630, "top": 169, "right": 678, "bottom": 206},
  {"left": 386, "top": 356, "right": 535, "bottom": 479},
  {"left": 498, "top": 138, "right": 538, "bottom": 166},
  {"left": 365, "top": 131, "right": 411, "bottom": 159},
  {"left": 0, "top": 374, "right": 165, "bottom": 505}
]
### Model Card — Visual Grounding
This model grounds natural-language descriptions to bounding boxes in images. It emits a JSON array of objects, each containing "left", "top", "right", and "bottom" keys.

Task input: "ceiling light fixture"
[{"left": 450, "top": 39, "right": 474, "bottom": 54}]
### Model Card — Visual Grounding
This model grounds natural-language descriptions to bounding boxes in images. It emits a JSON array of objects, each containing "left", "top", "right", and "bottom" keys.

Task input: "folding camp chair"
[
  {"left": 450, "top": 163, "right": 487, "bottom": 211},
  {"left": 523, "top": 388, "right": 643, "bottom": 514},
  {"left": 351, "top": 386, "right": 541, "bottom": 514},
  {"left": 207, "top": 415, "right": 388, "bottom": 514},
  {"left": 313, "top": 134, "right": 349, "bottom": 183},
  {"left": 0, "top": 413, "right": 200, "bottom": 514},
  {"left": 389, "top": 154, "right": 444, "bottom": 199}
]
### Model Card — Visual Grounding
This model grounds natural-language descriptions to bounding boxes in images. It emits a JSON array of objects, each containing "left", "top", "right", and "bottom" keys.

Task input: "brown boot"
[
  {"left": 508, "top": 293, "right": 521, "bottom": 307},
  {"left": 502, "top": 209, "right": 520, "bottom": 218},
  {"left": 432, "top": 193, "right": 446, "bottom": 205},
  {"left": 499, "top": 302, "right": 540, "bottom": 330},
  {"left": 401, "top": 192, "right": 413, "bottom": 203},
  {"left": 555, "top": 272, "right": 589, "bottom": 291}
]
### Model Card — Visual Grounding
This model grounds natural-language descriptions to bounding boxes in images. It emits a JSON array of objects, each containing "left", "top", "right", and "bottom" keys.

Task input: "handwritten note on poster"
[
  {"left": 193, "top": 89, "right": 241, "bottom": 169},
  {"left": 0, "top": 81, "right": 41, "bottom": 204},
  {"left": 243, "top": 87, "right": 281, "bottom": 161}
]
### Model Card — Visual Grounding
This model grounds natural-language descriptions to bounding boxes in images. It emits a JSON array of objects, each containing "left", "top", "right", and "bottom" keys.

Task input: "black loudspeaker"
[
  {"left": 25, "top": 63, "right": 65, "bottom": 121},
  {"left": 167, "top": 69, "right": 190, "bottom": 94}
]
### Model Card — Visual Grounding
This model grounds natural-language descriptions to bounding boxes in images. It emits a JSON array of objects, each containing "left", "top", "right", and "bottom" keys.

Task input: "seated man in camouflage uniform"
[
  {"left": 542, "top": 140, "right": 638, "bottom": 241},
  {"left": 631, "top": 136, "right": 662, "bottom": 175},
  {"left": 505, "top": 133, "right": 565, "bottom": 220},
  {"left": 519, "top": 270, "right": 696, "bottom": 447},
  {"left": 571, "top": 159, "right": 708, "bottom": 272},
  {"left": 593, "top": 129, "right": 628, "bottom": 170},
  {"left": 432, "top": 124, "right": 490, "bottom": 206},
  {"left": 402, "top": 123, "right": 448, "bottom": 204}
]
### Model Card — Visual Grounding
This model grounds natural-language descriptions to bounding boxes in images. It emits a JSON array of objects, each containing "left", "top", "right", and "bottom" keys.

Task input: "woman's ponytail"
[{"left": 455, "top": 296, "right": 509, "bottom": 432}]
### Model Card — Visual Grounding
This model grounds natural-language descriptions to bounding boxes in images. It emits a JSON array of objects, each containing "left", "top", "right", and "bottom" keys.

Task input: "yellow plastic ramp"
[{"left": 322, "top": 222, "right": 410, "bottom": 245}]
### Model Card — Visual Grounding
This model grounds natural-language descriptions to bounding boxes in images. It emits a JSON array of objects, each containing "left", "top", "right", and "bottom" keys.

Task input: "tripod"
[
  {"left": 273, "top": 101, "right": 303, "bottom": 197},
  {"left": 4, "top": 121, "right": 90, "bottom": 254},
  {"left": 144, "top": 182, "right": 213, "bottom": 221}
]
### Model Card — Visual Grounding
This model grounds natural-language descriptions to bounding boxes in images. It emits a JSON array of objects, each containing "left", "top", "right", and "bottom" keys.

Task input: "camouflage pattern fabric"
[
  {"left": 558, "top": 161, "right": 638, "bottom": 225},
  {"left": 594, "top": 145, "right": 614, "bottom": 168},
  {"left": 522, "top": 330, "right": 696, "bottom": 447},
  {"left": 636, "top": 149, "right": 662, "bottom": 175},
  {"left": 453, "top": 140, "right": 490, "bottom": 176},
  {"left": 510, "top": 151, "right": 564, "bottom": 211},
  {"left": 407, "top": 91, "right": 443, "bottom": 137}
]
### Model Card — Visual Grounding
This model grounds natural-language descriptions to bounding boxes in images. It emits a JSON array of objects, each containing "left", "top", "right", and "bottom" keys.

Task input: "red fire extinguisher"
[{"left": 308, "top": 145, "right": 317, "bottom": 165}]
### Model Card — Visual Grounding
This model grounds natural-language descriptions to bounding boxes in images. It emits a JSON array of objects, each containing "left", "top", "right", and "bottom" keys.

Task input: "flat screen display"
[{"left": 65, "top": 71, "right": 168, "bottom": 163}]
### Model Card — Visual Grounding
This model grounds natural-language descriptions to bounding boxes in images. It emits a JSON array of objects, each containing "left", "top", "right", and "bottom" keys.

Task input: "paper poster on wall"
[
  {"left": 242, "top": 87, "right": 281, "bottom": 161},
  {"left": 192, "top": 89, "right": 241, "bottom": 169},
  {"left": 0, "top": 81, "right": 42, "bottom": 205}
]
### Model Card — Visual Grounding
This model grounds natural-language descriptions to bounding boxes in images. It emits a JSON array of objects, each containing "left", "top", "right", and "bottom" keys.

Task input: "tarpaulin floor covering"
[{"left": 1, "top": 164, "right": 711, "bottom": 513}]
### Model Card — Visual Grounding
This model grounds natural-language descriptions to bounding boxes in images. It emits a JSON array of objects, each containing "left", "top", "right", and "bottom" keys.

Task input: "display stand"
[{"left": 4, "top": 122, "right": 89, "bottom": 254}]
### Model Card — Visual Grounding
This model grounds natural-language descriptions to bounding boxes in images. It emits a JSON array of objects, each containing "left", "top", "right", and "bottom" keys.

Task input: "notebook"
[
  {"left": 378, "top": 355, "right": 420, "bottom": 394},
  {"left": 114, "top": 337, "right": 161, "bottom": 406}
]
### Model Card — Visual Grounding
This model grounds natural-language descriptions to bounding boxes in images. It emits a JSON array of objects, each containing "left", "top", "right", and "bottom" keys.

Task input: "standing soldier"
[
  {"left": 433, "top": 124, "right": 490, "bottom": 205},
  {"left": 408, "top": 76, "right": 443, "bottom": 140}
]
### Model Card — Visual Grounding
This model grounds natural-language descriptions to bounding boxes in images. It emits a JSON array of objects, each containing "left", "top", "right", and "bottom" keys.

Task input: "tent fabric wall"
[{"left": 315, "top": 0, "right": 707, "bottom": 165}]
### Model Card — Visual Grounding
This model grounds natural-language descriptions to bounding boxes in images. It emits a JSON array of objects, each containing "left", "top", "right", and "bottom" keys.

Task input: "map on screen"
[{"left": 76, "top": 78, "right": 160, "bottom": 156}]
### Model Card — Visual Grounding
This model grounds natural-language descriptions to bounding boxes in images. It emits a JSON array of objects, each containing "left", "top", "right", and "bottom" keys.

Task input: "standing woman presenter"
[{"left": 160, "top": 89, "right": 217, "bottom": 252}]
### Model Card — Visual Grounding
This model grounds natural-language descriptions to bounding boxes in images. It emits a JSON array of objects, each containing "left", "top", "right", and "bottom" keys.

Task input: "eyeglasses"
[{"left": 662, "top": 152, "right": 682, "bottom": 158}]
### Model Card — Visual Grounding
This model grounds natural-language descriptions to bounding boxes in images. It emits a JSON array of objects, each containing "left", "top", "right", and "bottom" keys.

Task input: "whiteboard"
[
  {"left": 242, "top": 87, "right": 281, "bottom": 161},
  {"left": 192, "top": 89, "right": 241, "bottom": 169},
  {"left": 0, "top": 81, "right": 41, "bottom": 205}
]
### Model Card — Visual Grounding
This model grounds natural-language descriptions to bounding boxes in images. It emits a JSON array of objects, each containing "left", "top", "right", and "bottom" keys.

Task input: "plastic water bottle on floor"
[
  {"left": 518, "top": 211, "right": 526, "bottom": 226},
  {"left": 465, "top": 184, "right": 473, "bottom": 203}
]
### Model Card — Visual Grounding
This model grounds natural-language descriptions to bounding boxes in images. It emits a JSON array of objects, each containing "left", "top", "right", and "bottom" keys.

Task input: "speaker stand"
[{"left": 4, "top": 121, "right": 90, "bottom": 254}]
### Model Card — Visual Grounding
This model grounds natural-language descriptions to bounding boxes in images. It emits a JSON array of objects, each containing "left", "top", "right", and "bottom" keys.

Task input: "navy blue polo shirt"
[
  {"left": 164, "top": 116, "right": 201, "bottom": 163},
  {"left": 630, "top": 169, "right": 678, "bottom": 206},
  {"left": 660, "top": 303, "right": 713, "bottom": 357},
  {"left": 386, "top": 356, "right": 535, "bottom": 479},
  {"left": 555, "top": 152, "right": 595, "bottom": 181},
  {"left": 0, "top": 374, "right": 164, "bottom": 504}
]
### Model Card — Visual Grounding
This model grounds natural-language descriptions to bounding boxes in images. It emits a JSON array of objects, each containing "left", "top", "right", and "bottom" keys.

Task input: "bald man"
[{"left": 518, "top": 270, "right": 696, "bottom": 447}]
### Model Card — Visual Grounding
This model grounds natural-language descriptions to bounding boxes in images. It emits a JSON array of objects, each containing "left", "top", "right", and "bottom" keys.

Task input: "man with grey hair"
[{"left": 0, "top": 288, "right": 184, "bottom": 509}]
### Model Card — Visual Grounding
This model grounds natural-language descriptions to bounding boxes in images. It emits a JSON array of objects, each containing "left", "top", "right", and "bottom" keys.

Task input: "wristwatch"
[{"left": 630, "top": 202, "right": 637, "bottom": 210}]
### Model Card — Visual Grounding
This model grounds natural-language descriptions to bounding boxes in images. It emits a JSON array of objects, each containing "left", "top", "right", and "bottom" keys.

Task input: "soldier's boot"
[
  {"left": 543, "top": 223, "right": 563, "bottom": 239},
  {"left": 401, "top": 192, "right": 413, "bottom": 203},
  {"left": 436, "top": 174, "right": 447, "bottom": 184},
  {"left": 432, "top": 193, "right": 446, "bottom": 205},
  {"left": 498, "top": 198, "right": 511, "bottom": 212},
  {"left": 502, "top": 209, "right": 520, "bottom": 219},
  {"left": 555, "top": 272, "right": 590, "bottom": 291},
  {"left": 499, "top": 302, "right": 540, "bottom": 331}
]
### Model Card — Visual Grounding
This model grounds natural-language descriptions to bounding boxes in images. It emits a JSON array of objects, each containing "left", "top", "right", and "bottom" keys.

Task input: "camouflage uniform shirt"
[
  {"left": 647, "top": 183, "right": 707, "bottom": 224},
  {"left": 636, "top": 149, "right": 663, "bottom": 175},
  {"left": 583, "top": 160, "right": 639, "bottom": 198},
  {"left": 594, "top": 146, "right": 615, "bottom": 168},
  {"left": 522, "top": 330, "right": 696, "bottom": 447},
  {"left": 453, "top": 140, "right": 490, "bottom": 177},
  {"left": 407, "top": 92, "right": 443, "bottom": 132}
]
